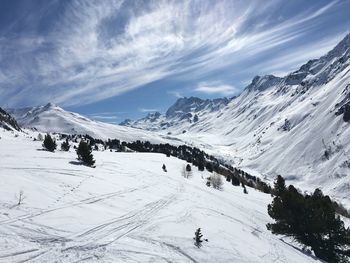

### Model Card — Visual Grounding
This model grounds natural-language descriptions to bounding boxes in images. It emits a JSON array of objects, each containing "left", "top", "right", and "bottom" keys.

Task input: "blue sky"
[{"left": 0, "top": 0, "right": 349, "bottom": 122}]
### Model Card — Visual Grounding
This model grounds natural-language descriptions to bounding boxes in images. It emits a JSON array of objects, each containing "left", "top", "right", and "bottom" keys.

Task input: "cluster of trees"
[
  {"left": 267, "top": 175, "right": 350, "bottom": 262},
  {"left": 42, "top": 134, "right": 94, "bottom": 167}
]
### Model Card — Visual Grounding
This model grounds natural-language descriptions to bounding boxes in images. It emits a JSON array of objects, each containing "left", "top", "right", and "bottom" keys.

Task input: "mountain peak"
[
  {"left": 321, "top": 33, "right": 350, "bottom": 62},
  {"left": 145, "top": 111, "right": 161, "bottom": 119},
  {"left": 246, "top": 74, "right": 282, "bottom": 92},
  {"left": 43, "top": 102, "right": 57, "bottom": 110},
  {"left": 166, "top": 96, "right": 229, "bottom": 118}
]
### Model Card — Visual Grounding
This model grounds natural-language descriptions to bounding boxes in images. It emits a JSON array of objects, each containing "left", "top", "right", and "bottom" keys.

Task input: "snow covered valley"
[{"left": 0, "top": 130, "right": 321, "bottom": 263}]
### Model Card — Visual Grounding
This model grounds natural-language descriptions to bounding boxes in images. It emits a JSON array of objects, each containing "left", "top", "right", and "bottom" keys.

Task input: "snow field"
[{"left": 0, "top": 131, "right": 320, "bottom": 262}]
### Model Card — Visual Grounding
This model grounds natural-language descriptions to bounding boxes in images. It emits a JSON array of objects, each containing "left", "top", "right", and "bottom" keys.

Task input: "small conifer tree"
[
  {"left": 194, "top": 228, "right": 203, "bottom": 248},
  {"left": 76, "top": 140, "right": 95, "bottom": 167},
  {"left": 43, "top": 134, "right": 57, "bottom": 152},
  {"left": 61, "top": 138, "right": 70, "bottom": 151}
]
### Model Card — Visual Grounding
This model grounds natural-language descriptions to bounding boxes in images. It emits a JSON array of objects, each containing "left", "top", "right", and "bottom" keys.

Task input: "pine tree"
[
  {"left": 231, "top": 176, "right": 240, "bottom": 186},
  {"left": 43, "top": 134, "right": 57, "bottom": 152},
  {"left": 61, "top": 138, "right": 70, "bottom": 151},
  {"left": 76, "top": 140, "right": 95, "bottom": 167},
  {"left": 198, "top": 162, "right": 205, "bottom": 171},
  {"left": 274, "top": 175, "right": 286, "bottom": 196},
  {"left": 194, "top": 228, "right": 203, "bottom": 248}
]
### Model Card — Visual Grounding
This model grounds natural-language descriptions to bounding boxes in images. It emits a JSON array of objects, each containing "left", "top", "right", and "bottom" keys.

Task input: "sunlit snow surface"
[{"left": 0, "top": 130, "right": 321, "bottom": 262}]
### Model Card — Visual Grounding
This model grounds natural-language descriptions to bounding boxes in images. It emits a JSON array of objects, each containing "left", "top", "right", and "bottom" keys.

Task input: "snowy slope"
[
  {"left": 122, "top": 33, "right": 350, "bottom": 204},
  {"left": 0, "top": 129, "right": 321, "bottom": 263},
  {"left": 6, "top": 103, "right": 172, "bottom": 143}
]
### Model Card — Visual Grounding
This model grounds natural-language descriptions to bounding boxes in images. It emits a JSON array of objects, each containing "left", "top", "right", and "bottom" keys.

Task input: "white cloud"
[
  {"left": 0, "top": 0, "right": 346, "bottom": 107},
  {"left": 195, "top": 82, "right": 238, "bottom": 96}
]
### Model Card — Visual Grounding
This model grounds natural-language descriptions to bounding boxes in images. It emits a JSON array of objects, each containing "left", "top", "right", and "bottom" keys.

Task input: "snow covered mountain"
[
  {"left": 120, "top": 97, "right": 230, "bottom": 132},
  {"left": 122, "top": 33, "right": 350, "bottom": 203},
  {"left": 6, "top": 103, "right": 169, "bottom": 143},
  {"left": 0, "top": 129, "right": 324, "bottom": 262},
  {"left": 0, "top": 107, "right": 21, "bottom": 131}
]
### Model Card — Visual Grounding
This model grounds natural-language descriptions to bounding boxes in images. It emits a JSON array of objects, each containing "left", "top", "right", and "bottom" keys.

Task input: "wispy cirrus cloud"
[
  {"left": 0, "top": 0, "right": 348, "bottom": 108},
  {"left": 238, "top": 32, "right": 348, "bottom": 77}
]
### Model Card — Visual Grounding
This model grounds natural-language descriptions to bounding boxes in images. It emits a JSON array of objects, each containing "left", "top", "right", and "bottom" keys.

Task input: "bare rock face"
[
  {"left": 336, "top": 102, "right": 350, "bottom": 122},
  {"left": 0, "top": 107, "right": 21, "bottom": 131}
]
